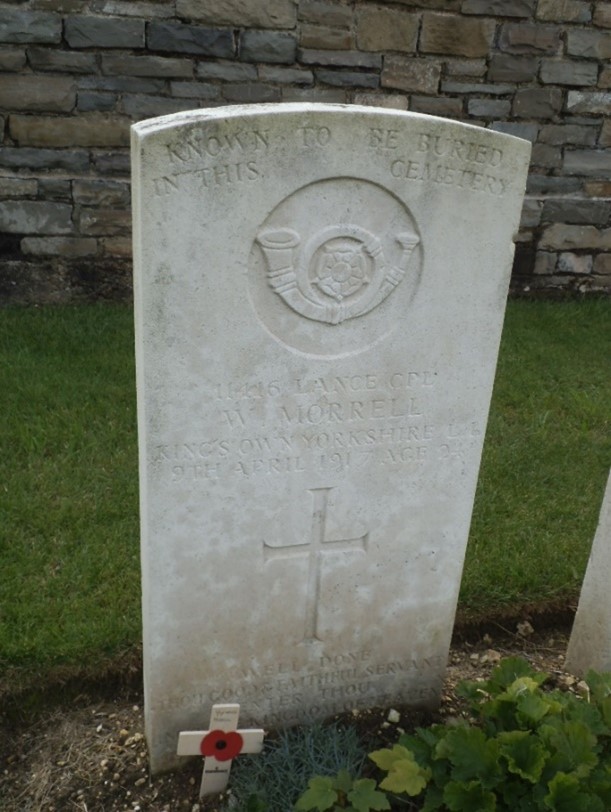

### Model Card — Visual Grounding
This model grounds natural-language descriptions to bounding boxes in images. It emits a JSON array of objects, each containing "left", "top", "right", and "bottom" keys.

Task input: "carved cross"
[
  {"left": 177, "top": 703, "right": 265, "bottom": 798},
  {"left": 264, "top": 486, "right": 369, "bottom": 642}
]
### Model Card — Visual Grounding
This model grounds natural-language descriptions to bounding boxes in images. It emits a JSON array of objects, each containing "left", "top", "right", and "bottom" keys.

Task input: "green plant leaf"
[
  {"left": 434, "top": 726, "right": 500, "bottom": 786},
  {"left": 586, "top": 670, "right": 611, "bottom": 704},
  {"left": 295, "top": 776, "right": 338, "bottom": 811},
  {"left": 378, "top": 756, "right": 430, "bottom": 796},
  {"left": 369, "top": 744, "right": 413, "bottom": 773},
  {"left": 544, "top": 771, "right": 604, "bottom": 812},
  {"left": 485, "top": 657, "right": 547, "bottom": 694},
  {"left": 498, "top": 730, "right": 547, "bottom": 782},
  {"left": 540, "top": 720, "right": 598, "bottom": 777},
  {"left": 334, "top": 770, "right": 354, "bottom": 794},
  {"left": 443, "top": 779, "right": 496, "bottom": 811},
  {"left": 347, "top": 778, "right": 390, "bottom": 812}
]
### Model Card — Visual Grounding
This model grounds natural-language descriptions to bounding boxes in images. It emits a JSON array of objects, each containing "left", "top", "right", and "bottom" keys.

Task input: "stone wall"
[{"left": 0, "top": 0, "right": 610, "bottom": 303}]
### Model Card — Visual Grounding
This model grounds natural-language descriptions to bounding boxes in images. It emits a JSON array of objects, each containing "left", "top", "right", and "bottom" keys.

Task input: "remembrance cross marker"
[
  {"left": 177, "top": 703, "right": 265, "bottom": 798},
  {"left": 264, "top": 486, "right": 369, "bottom": 642}
]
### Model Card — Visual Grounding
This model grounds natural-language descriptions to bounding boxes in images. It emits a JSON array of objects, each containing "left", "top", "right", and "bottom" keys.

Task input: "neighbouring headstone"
[
  {"left": 565, "top": 471, "right": 611, "bottom": 675},
  {"left": 177, "top": 703, "right": 265, "bottom": 797},
  {"left": 132, "top": 103, "right": 531, "bottom": 772}
]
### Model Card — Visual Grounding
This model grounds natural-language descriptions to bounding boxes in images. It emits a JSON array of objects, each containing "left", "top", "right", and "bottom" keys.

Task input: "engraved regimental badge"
[{"left": 256, "top": 224, "right": 420, "bottom": 325}]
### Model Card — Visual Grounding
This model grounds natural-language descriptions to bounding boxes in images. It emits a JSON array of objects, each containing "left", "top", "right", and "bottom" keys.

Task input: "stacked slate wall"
[{"left": 0, "top": 0, "right": 610, "bottom": 303}]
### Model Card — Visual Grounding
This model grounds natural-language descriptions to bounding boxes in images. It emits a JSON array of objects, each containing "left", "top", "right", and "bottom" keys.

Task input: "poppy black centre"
[{"left": 216, "top": 740, "right": 227, "bottom": 750}]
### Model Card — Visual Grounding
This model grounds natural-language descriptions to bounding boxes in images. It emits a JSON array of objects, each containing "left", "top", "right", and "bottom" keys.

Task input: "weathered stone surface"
[
  {"left": 0, "top": 201, "right": 73, "bottom": 234},
  {"left": 21, "top": 236, "right": 98, "bottom": 257},
  {"left": 526, "top": 174, "right": 581, "bottom": 193},
  {"left": 0, "top": 48, "right": 27, "bottom": 71},
  {"left": 0, "top": 11, "right": 62, "bottom": 43},
  {"left": 316, "top": 69, "right": 379, "bottom": 88},
  {"left": 258, "top": 65, "right": 314, "bottom": 84},
  {"left": 499, "top": 23, "right": 561, "bottom": 54},
  {"left": 90, "top": 0, "right": 174, "bottom": 17},
  {"left": 240, "top": 30, "right": 298, "bottom": 64},
  {"left": 513, "top": 86, "right": 562, "bottom": 118},
  {"left": 488, "top": 54, "right": 538, "bottom": 82},
  {"left": 420, "top": 13, "right": 496, "bottom": 57},
  {"left": 101, "top": 54, "right": 193, "bottom": 78},
  {"left": 534, "top": 251, "right": 557, "bottom": 274},
  {"left": 73, "top": 179, "right": 131, "bottom": 207},
  {"left": 540, "top": 223, "right": 611, "bottom": 249},
  {"left": 520, "top": 197, "right": 543, "bottom": 227},
  {"left": 222, "top": 82, "right": 282, "bottom": 102},
  {"left": 594, "top": 254, "right": 611, "bottom": 275},
  {"left": 170, "top": 81, "right": 220, "bottom": 100},
  {"left": 537, "top": 0, "right": 591, "bottom": 22},
  {"left": 300, "top": 24, "right": 352, "bottom": 50},
  {"left": 196, "top": 62, "right": 257, "bottom": 81},
  {"left": 468, "top": 99, "right": 511, "bottom": 117},
  {"left": 92, "top": 152, "right": 131, "bottom": 175},
  {"left": 539, "top": 124, "right": 598, "bottom": 146},
  {"left": 585, "top": 181, "right": 611, "bottom": 196},
  {"left": 9, "top": 113, "right": 130, "bottom": 147},
  {"left": 121, "top": 94, "right": 200, "bottom": 119},
  {"left": 557, "top": 252, "right": 593, "bottom": 274},
  {"left": 443, "top": 58, "right": 487, "bottom": 77},
  {"left": 176, "top": 0, "right": 296, "bottom": 29},
  {"left": 147, "top": 22, "right": 235, "bottom": 57},
  {"left": 0, "top": 177, "right": 38, "bottom": 198},
  {"left": 491, "top": 121, "right": 539, "bottom": 141},
  {"left": 27, "top": 47, "right": 97, "bottom": 73},
  {"left": 382, "top": 56, "right": 441, "bottom": 93},
  {"left": 281, "top": 86, "right": 347, "bottom": 102},
  {"left": 0, "top": 147, "right": 89, "bottom": 172},
  {"left": 77, "top": 92, "right": 117, "bottom": 112},
  {"left": 567, "top": 29, "right": 611, "bottom": 59},
  {"left": 463, "top": 0, "right": 534, "bottom": 16},
  {"left": 79, "top": 208, "right": 131, "bottom": 235},
  {"left": 131, "top": 103, "right": 530, "bottom": 773},
  {"left": 542, "top": 197, "right": 611, "bottom": 225},
  {"left": 355, "top": 6, "right": 418, "bottom": 53},
  {"left": 441, "top": 81, "right": 514, "bottom": 94},
  {"left": 600, "top": 67, "right": 611, "bottom": 88},
  {"left": 0, "top": 75, "right": 75, "bottom": 112},
  {"left": 299, "top": 49, "right": 382, "bottom": 68},
  {"left": 594, "top": 3, "right": 611, "bottom": 28},
  {"left": 566, "top": 91, "right": 611, "bottom": 115},
  {"left": 410, "top": 95, "right": 463, "bottom": 116},
  {"left": 298, "top": 0, "right": 352, "bottom": 26},
  {"left": 79, "top": 75, "right": 166, "bottom": 94},
  {"left": 540, "top": 59, "right": 598, "bottom": 86},
  {"left": 65, "top": 15, "right": 145, "bottom": 48},
  {"left": 563, "top": 149, "right": 611, "bottom": 177},
  {"left": 38, "top": 178, "right": 72, "bottom": 199},
  {"left": 600, "top": 120, "right": 611, "bottom": 147},
  {"left": 530, "top": 143, "right": 561, "bottom": 168},
  {"left": 353, "top": 91, "right": 408, "bottom": 109},
  {"left": 101, "top": 236, "right": 133, "bottom": 256}
]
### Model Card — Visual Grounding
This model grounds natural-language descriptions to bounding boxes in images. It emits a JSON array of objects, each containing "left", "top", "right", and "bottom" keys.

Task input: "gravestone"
[
  {"left": 131, "top": 103, "right": 531, "bottom": 772},
  {"left": 565, "top": 471, "right": 611, "bottom": 675}
]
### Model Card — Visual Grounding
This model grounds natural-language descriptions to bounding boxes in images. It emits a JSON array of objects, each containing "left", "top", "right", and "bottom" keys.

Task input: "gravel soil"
[{"left": 0, "top": 624, "right": 576, "bottom": 812}]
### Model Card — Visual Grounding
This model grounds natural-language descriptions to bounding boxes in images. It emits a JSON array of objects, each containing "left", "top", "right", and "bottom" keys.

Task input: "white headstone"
[
  {"left": 565, "top": 471, "right": 611, "bottom": 675},
  {"left": 131, "top": 103, "right": 531, "bottom": 772}
]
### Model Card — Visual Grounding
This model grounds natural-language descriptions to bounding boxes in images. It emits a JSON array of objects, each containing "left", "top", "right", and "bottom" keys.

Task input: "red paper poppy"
[{"left": 200, "top": 729, "right": 244, "bottom": 761}]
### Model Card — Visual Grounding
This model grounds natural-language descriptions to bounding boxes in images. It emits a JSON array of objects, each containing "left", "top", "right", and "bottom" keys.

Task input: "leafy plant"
[{"left": 295, "top": 658, "right": 611, "bottom": 811}]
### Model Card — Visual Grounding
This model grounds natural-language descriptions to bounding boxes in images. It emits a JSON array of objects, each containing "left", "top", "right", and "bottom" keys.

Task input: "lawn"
[{"left": 0, "top": 300, "right": 609, "bottom": 694}]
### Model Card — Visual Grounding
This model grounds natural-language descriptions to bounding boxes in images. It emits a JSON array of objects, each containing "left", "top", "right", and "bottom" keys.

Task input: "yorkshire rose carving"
[{"left": 256, "top": 224, "right": 420, "bottom": 325}]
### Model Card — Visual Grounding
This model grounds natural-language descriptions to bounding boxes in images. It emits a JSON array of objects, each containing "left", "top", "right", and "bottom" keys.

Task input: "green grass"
[
  {"left": 462, "top": 299, "right": 610, "bottom": 616},
  {"left": 0, "top": 300, "right": 609, "bottom": 691}
]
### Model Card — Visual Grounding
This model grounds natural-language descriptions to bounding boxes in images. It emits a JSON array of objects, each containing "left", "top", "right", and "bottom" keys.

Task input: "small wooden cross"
[{"left": 177, "top": 703, "right": 265, "bottom": 798}]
